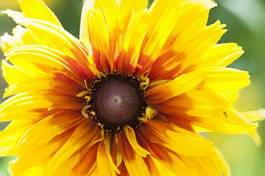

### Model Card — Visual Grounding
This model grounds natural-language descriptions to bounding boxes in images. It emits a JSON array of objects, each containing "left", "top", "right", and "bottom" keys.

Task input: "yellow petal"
[
  {"left": 196, "top": 43, "right": 244, "bottom": 67},
  {"left": 138, "top": 0, "right": 184, "bottom": 74},
  {"left": 146, "top": 69, "right": 208, "bottom": 104},
  {"left": 119, "top": 0, "right": 148, "bottom": 19},
  {"left": 2, "top": 60, "right": 33, "bottom": 86},
  {"left": 3, "top": 74, "right": 81, "bottom": 98},
  {"left": 0, "top": 25, "right": 35, "bottom": 53},
  {"left": 85, "top": 8, "right": 114, "bottom": 72},
  {"left": 46, "top": 121, "right": 103, "bottom": 175},
  {"left": 193, "top": 109, "right": 259, "bottom": 137},
  {"left": 146, "top": 157, "right": 176, "bottom": 176},
  {"left": 80, "top": 0, "right": 121, "bottom": 72},
  {"left": 16, "top": 113, "right": 83, "bottom": 154},
  {"left": 0, "top": 93, "right": 52, "bottom": 121},
  {"left": 21, "top": 166, "right": 44, "bottom": 176},
  {"left": 11, "top": 140, "right": 67, "bottom": 176},
  {"left": 209, "top": 148, "right": 231, "bottom": 176},
  {"left": 2, "top": 9, "right": 98, "bottom": 76},
  {"left": 123, "top": 126, "right": 150, "bottom": 157},
  {"left": 243, "top": 109, "right": 265, "bottom": 122},
  {"left": 148, "top": 20, "right": 225, "bottom": 80},
  {"left": 96, "top": 134, "right": 119, "bottom": 176},
  {"left": 72, "top": 145, "right": 97, "bottom": 176},
  {"left": 180, "top": 154, "right": 228, "bottom": 176},
  {"left": 118, "top": 132, "right": 151, "bottom": 176},
  {"left": 117, "top": 10, "right": 147, "bottom": 74},
  {"left": 202, "top": 67, "right": 250, "bottom": 102},
  {"left": 5, "top": 45, "right": 93, "bottom": 82},
  {"left": 137, "top": 0, "right": 216, "bottom": 75},
  {"left": 0, "top": 120, "right": 32, "bottom": 156},
  {"left": 17, "top": 0, "right": 62, "bottom": 27},
  {"left": 178, "top": 147, "right": 230, "bottom": 176},
  {"left": 79, "top": 0, "right": 93, "bottom": 49},
  {"left": 142, "top": 119, "right": 214, "bottom": 157},
  {"left": 148, "top": 19, "right": 227, "bottom": 81},
  {"left": 157, "top": 88, "right": 231, "bottom": 118},
  {"left": 179, "top": 21, "right": 227, "bottom": 70}
]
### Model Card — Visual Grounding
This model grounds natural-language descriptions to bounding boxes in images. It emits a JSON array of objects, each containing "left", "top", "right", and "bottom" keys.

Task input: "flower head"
[{"left": 0, "top": 0, "right": 264, "bottom": 175}]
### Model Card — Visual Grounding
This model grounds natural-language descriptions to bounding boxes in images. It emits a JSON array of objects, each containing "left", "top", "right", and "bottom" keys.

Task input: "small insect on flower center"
[{"left": 82, "top": 73, "right": 147, "bottom": 133}]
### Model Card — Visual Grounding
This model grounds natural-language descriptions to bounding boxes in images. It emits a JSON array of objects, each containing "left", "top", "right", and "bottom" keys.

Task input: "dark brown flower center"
[{"left": 91, "top": 74, "right": 146, "bottom": 132}]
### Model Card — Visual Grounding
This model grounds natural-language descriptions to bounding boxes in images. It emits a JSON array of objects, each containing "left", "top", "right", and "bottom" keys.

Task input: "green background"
[{"left": 0, "top": 0, "right": 265, "bottom": 175}]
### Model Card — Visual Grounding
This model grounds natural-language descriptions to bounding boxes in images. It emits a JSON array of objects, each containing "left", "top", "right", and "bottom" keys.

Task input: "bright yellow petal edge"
[{"left": 0, "top": 0, "right": 264, "bottom": 176}]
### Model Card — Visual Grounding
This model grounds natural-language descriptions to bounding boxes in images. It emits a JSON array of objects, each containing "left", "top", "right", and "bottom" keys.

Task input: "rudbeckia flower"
[{"left": 0, "top": 0, "right": 264, "bottom": 175}]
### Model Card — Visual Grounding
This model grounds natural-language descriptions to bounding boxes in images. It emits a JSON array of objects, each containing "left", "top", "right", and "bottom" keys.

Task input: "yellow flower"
[{"left": 0, "top": 0, "right": 264, "bottom": 175}]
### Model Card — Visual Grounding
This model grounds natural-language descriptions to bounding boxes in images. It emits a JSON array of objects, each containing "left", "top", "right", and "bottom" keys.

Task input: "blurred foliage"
[{"left": 0, "top": 0, "right": 265, "bottom": 176}]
